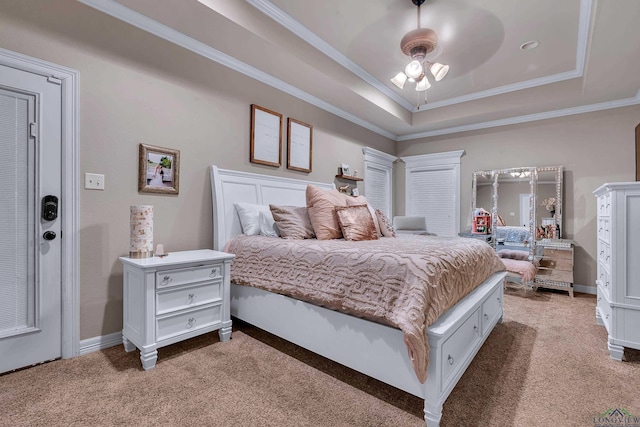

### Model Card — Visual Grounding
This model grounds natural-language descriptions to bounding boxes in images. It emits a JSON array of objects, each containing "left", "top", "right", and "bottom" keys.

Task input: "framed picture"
[
  {"left": 341, "top": 163, "right": 351, "bottom": 177},
  {"left": 351, "top": 188, "right": 359, "bottom": 197},
  {"left": 287, "top": 118, "right": 313, "bottom": 173},
  {"left": 138, "top": 143, "right": 180, "bottom": 195},
  {"left": 250, "top": 104, "right": 282, "bottom": 167}
]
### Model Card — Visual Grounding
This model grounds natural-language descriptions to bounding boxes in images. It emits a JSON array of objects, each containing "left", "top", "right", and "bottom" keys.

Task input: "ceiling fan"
[{"left": 391, "top": 0, "right": 450, "bottom": 108}]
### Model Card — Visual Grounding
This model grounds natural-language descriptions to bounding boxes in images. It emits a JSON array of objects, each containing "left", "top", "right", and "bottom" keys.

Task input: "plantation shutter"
[
  {"left": 401, "top": 151, "right": 464, "bottom": 237},
  {"left": 362, "top": 147, "right": 396, "bottom": 219}
]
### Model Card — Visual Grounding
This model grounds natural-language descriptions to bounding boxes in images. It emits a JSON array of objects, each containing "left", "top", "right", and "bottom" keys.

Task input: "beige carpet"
[{"left": 1, "top": 289, "right": 639, "bottom": 427}]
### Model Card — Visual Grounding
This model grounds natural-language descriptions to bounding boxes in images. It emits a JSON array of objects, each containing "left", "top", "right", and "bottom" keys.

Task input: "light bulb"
[{"left": 404, "top": 60, "right": 423, "bottom": 80}]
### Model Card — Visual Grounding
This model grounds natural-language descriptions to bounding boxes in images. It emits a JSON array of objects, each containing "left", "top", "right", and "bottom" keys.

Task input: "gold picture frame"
[
  {"left": 250, "top": 104, "right": 282, "bottom": 167},
  {"left": 287, "top": 117, "right": 313, "bottom": 173},
  {"left": 138, "top": 143, "right": 180, "bottom": 195}
]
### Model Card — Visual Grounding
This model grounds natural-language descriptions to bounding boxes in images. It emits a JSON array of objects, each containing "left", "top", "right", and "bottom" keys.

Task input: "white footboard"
[{"left": 231, "top": 271, "right": 506, "bottom": 427}]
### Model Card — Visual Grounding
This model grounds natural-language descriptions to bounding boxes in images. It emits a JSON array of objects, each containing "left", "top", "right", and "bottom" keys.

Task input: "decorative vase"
[
  {"left": 130, "top": 205, "right": 153, "bottom": 258},
  {"left": 550, "top": 209, "right": 555, "bottom": 218}
]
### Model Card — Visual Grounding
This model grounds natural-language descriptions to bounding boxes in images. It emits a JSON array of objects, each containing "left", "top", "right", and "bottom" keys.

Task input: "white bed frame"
[{"left": 210, "top": 165, "right": 506, "bottom": 427}]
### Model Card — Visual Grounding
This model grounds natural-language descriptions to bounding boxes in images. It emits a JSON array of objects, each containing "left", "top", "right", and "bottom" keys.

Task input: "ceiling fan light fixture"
[
  {"left": 415, "top": 76, "right": 431, "bottom": 92},
  {"left": 429, "top": 62, "right": 449, "bottom": 81},
  {"left": 391, "top": 72, "right": 408, "bottom": 89},
  {"left": 404, "top": 60, "right": 423, "bottom": 80}
]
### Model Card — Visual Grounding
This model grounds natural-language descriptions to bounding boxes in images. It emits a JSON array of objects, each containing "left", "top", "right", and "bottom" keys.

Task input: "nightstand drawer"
[
  {"left": 538, "top": 257, "right": 573, "bottom": 270},
  {"left": 156, "top": 281, "right": 222, "bottom": 315},
  {"left": 156, "top": 264, "right": 223, "bottom": 289},
  {"left": 536, "top": 268, "right": 573, "bottom": 283},
  {"left": 542, "top": 248, "right": 572, "bottom": 260},
  {"left": 156, "top": 303, "right": 222, "bottom": 342}
]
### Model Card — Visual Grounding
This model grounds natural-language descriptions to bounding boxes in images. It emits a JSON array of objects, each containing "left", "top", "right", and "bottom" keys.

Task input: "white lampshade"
[
  {"left": 390, "top": 72, "right": 407, "bottom": 89},
  {"left": 404, "top": 60, "right": 423, "bottom": 79},
  {"left": 430, "top": 62, "right": 449, "bottom": 81},
  {"left": 415, "top": 76, "right": 431, "bottom": 91}
]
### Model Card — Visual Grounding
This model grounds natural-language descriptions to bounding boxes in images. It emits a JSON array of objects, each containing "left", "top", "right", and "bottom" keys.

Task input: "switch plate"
[{"left": 85, "top": 173, "right": 105, "bottom": 190}]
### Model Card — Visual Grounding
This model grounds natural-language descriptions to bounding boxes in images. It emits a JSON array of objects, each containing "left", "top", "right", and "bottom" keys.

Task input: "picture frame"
[
  {"left": 351, "top": 188, "right": 359, "bottom": 197},
  {"left": 250, "top": 104, "right": 282, "bottom": 167},
  {"left": 287, "top": 118, "right": 313, "bottom": 173},
  {"left": 138, "top": 143, "right": 180, "bottom": 195},
  {"left": 341, "top": 163, "right": 351, "bottom": 177}
]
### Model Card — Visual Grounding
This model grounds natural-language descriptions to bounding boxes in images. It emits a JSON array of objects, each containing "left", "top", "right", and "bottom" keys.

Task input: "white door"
[{"left": 0, "top": 64, "right": 62, "bottom": 373}]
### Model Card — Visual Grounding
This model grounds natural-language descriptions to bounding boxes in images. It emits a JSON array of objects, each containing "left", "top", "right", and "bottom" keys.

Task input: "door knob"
[{"left": 43, "top": 231, "right": 56, "bottom": 241}]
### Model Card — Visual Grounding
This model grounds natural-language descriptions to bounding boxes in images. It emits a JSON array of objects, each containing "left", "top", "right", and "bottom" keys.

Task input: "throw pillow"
[
  {"left": 234, "top": 202, "right": 271, "bottom": 235},
  {"left": 269, "top": 205, "right": 315, "bottom": 239},
  {"left": 375, "top": 209, "right": 396, "bottom": 237},
  {"left": 335, "top": 205, "right": 379, "bottom": 241},
  {"left": 305, "top": 184, "right": 351, "bottom": 240}
]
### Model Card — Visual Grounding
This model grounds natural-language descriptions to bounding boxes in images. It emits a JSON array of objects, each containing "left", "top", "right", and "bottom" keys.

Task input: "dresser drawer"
[
  {"left": 542, "top": 248, "right": 572, "bottom": 260},
  {"left": 156, "top": 281, "right": 222, "bottom": 315},
  {"left": 156, "top": 264, "right": 223, "bottom": 289},
  {"left": 597, "top": 263, "right": 611, "bottom": 300},
  {"left": 597, "top": 287, "right": 612, "bottom": 334},
  {"left": 156, "top": 303, "right": 222, "bottom": 342},
  {"left": 481, "top": 287, "right": 502, "bottom": 335},
  {"left": 441, "top": 309, "right": 481, "bottom": 388}
]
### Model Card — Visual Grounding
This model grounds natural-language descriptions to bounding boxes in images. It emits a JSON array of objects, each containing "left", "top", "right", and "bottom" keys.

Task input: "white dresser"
[
  {"left": 119, "top": 249, "right": 234, "bottom": 370},
  {"left": 593, "top": 182, "right": 640, "bottom": 360}
]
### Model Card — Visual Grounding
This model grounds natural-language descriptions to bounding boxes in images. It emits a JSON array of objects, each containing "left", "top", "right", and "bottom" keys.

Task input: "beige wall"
[
  {"left": 0, "top": 0, "right": 394, "bottom": 339},
  {"left": 397, "top": 106, "right": 640, "bottom": 289}
]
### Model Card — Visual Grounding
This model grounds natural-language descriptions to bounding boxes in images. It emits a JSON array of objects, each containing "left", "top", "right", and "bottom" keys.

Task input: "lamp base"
[{"left": 129, "top": 250, "right": 153, "bottom": 259}]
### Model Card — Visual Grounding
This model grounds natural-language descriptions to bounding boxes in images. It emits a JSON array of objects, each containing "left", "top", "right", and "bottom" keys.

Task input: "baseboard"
[
  {"left": 79, "top": 331, "right": 122, "bottom": 355},
  {"left": 574, "top": 284, "right": 596, "bottom": 295}
]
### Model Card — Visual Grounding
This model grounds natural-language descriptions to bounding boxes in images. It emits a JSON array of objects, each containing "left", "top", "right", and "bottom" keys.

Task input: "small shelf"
[{"left": 335, "top": 174, "right": 363, "bottom": 182}]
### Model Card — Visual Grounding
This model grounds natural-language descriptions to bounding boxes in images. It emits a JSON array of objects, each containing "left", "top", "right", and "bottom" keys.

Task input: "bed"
[{"left": 209, "top": 165, "right": 506, "bottom": 427}]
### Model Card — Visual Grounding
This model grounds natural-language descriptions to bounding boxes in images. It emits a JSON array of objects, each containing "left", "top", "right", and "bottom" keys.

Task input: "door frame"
[{"left": 0, "top": 47, "right": 79, "bottom": 359}]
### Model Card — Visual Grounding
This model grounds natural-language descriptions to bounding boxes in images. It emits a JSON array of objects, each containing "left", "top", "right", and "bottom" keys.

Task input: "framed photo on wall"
[
  {"left": 250, "top": 104, "right": 282, "bottom": 167},
  {"left": 138, "top": 143, "right": 180, "bottom": 195},
  {"left": 287, "top": 118, "right": 312, "bottom": 173}
]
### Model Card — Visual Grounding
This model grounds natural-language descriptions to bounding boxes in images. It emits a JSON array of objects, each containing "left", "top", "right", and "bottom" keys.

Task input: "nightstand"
[
  {"left": 533, "top": 240, "right": 574, "bottom": 297},
  {"left": 119, "top": 249, "right": 235, "bottom": 370}
]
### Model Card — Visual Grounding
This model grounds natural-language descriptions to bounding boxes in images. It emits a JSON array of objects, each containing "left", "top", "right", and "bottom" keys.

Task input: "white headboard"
[{"left": 209, "top": 166, "right": 335, "bottom": 251}]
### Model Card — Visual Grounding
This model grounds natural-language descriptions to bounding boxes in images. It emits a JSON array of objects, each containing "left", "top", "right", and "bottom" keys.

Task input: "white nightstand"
[{"left": 119, "top": 249, "right": 235, "bottom": 370}]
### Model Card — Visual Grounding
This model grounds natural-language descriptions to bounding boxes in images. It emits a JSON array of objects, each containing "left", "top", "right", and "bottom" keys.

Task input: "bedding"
[
  {"left": 497, "top": 249, "right": 538, "bottom": 282},
  {"left": 225, "top": 234, "right": 505, "bottom": 383},
  {"left": 269, "top": 205, "right": 314, "bottom": 239}
]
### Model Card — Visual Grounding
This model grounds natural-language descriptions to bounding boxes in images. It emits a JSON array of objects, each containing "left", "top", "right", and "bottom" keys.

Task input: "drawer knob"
[
  {"left": 497, "top": 297, "right": 501, "bottom": 303},
  {"left": 473, "top": 325, "right": 479, "bottom": 333},
  {"left": 187, "top": 317, "right": 196, "bottom": 328},
  {"left": 188, "top": 293, "right": 195, "bottom": 303},
  {"left": 598, "top": 297, "right": 601, "bottom": 302},
  {"left": 210, "top": 268, "right": 219, "bottom": 277},
  {"left": 447, "top": 354, "right": 454, "bottom": 365},
  {"left": 161, "top": 275, "right": 173, "bottom": 286},
  {"left": 484, "top": 313, "right": 489, "bottom": 320},
  {"left": 605, "top": 314, "right": 609, "bottom": 320}
]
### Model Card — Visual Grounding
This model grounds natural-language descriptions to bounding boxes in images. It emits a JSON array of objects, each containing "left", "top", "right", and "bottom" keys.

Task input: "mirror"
[{"left": 471, "top": 166, "right": 563, "bottom": 260}]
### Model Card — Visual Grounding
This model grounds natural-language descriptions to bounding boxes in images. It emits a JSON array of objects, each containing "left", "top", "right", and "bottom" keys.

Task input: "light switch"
[{"left": 85, "top": 173, "right": 105, "bottom": 190}]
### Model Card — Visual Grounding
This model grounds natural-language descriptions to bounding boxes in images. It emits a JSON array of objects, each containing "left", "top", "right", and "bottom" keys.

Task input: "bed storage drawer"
[
  {"left": 156, "top": 264, "right": 223, "bottom": 289},
  {"left": 481, "top": 287, "right": 502, "bottom": 334},
  {"left": 156, "top": 303, "right": 222, "bottom": 342},
  {"left": 441, "top": 309, "right": 481, "bottom": 387}
]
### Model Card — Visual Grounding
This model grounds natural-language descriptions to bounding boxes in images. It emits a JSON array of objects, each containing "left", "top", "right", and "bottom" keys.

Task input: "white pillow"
[
  {"left": 234, "top": 202, "right": 271, "bottom": 235},
  {"left": 259, "top": 210, "right": 280, "bottom": 237}
]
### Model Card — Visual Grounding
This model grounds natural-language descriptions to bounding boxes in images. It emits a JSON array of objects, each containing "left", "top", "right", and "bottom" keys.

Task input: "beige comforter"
[{"left": 226, "top": 234, "right": 505, "bottom": 383}]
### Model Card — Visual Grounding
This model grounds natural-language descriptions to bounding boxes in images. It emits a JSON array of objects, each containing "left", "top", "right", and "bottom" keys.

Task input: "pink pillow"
[
  {"left": 335, "top": 205, "right": 379, "bottom": 241},
  {"left": 375, "top": 209, "right": 396, "bottom": 237},
  {"left": 347, "top": 195, "right": 381, "bottom": 237},
  {"left": 306, "top": 184, "right": 351, "bottom": 240}
]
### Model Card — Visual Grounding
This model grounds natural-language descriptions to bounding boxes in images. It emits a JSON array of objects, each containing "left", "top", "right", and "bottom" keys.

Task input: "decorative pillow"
[
  {"left": 335, "top": 205, "right": 379, "bottom": 241},
  {"left": 258, "top": 210, "right": 279, "bottom": 237},
  {"left": 234, "top": 202, "right": 271, "bottom": 235},
  {"left": 306, "top": 184, "right": 351, "bottom": 240},
  {"left": 347, "top": 196, "right": 382, "bottom": 237},
  {"left": 375, "top": 209, "right": 396, "bottom": 237},
  {"left": 269, "top": 205, "right": 315, "bottom": 239}
]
